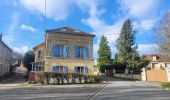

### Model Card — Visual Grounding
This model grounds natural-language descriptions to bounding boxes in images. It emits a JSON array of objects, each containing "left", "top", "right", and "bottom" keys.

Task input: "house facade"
[
  {"left": 32, "top": 27, "right": 95, "bottom": 74},
  {"left": 142, "top": 54, "right": 170, "bottom": 82},
  {"left": 0, "top": 34, "right": 12, "bottom": 76}
]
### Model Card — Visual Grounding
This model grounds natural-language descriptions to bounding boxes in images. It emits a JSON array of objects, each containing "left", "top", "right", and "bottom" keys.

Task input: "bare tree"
[{"left": 156, "top": 12, "right": 170, "bottom": 54}]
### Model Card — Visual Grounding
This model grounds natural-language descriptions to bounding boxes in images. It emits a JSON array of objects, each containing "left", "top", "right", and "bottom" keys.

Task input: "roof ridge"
[{"left": 46, "top": 26, "right": 95, "bottom": 36}]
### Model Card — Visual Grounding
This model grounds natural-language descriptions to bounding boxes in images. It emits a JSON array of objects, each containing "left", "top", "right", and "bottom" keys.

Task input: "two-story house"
[
  {"left": 32, "top": 27, "right": 95, "bottom": 74},
  {"left": 0, "top": 34, "right": 12, "bottom": 76},
  {"left": 142, "top": 54, "right": 170, "bottom": 82}
]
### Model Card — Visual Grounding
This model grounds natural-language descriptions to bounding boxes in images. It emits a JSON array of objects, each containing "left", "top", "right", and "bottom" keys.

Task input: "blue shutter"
[
  {"left": 52, "top": 45, "right": 60, "bottom": 57},
  {"left": 87, "top": 46, "right": 89, "bottom": 58},
  {"left": 59, "top": 45, "right": 61, "bottom": 57},
  {"left": 41, "top": 51, "right": 43, "bottom": 58},
  {"left": 80, "top": 47, "right": 83, "bottom": 58},
  {"left": 56, "top": 66, "right": 59, "bottom": 72},
  {"left": 64, "top": 46, "right": 66, "bottom": 58},
  {"left": 63, "top": 66, "right": 67, "bottom": 73},
  {"left": 64, "top": 45, "right": 69, "bottom": 58},
  {"left": 83, "top": 67, "right": 86, "bottom": 74},
  {"left": 60, "top": 45, "right": 64, "bottom": 57},
  {"left": 85, "top": 67, "right": 88, "bottom": 73},
  {"left": 66, "top": 46, "right": 69, "bottom": 57},
  {"left": 38, "top": 51, "right": 41, "bottom": 58},
  {"left": 51, "top": 66, "right": 56, "bottom": 72},
  {"left": 74, "top": 47, "right": 78, "bottom": 58},
  {"left": 84, "top": 47, "right": 89, "bottom": 59},
  {"left": 83, "top": 48, "right": 86, "bottom": 59},
  {"left": 73, "top": 66, "right": 77, "bottom": 73}
]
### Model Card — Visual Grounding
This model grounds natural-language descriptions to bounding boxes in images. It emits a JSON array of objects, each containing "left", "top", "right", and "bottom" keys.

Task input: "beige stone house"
[
  {"left": 0, "top": 34, "right": 12, "bottom": 76},
  {"left": 142, "top": 54, "right": 170, "bottom": 82},
  {"left": 32, "top": 27, "right": 95, "bottom": 74}
]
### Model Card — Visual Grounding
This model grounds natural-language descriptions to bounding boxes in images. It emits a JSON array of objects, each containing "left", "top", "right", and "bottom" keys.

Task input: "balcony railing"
[{"left": 31, "top": 61, "right": 45, "bottom": 72}]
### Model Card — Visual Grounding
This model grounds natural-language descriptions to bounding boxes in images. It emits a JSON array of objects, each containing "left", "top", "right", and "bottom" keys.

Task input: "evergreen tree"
[
  {"left": 97, "top": 35, "right": 111, "bottom": 68},
  {"left": 23, "top": 50, "right": 35, "bottom": 75},
  {"left": 116, "top": 19, "right": 139, "bottom": 69}
]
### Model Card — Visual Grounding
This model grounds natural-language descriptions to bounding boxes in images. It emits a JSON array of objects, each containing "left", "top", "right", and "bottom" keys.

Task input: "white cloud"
[
  {"left": 13, "top": 46, "right": 30, "bottom": 55},
  {"left": 3, "top": 12, "right": 19, "bottom": 47},
  {"left": 19, "top": 0, "right": 72, "bottom": 21},
  {"left": 20, "top": 24, "right": 37, "bottom": 32},
  {"left": 133, "top": 19, "right": 156, "bottom": 31},
  {"left": 118, "top": 0, "right": 158, "bottom": 18},
  {"left": 138, "top": 44, "right": 159, "bottom": 55},
  {"left": 77, "top": 0, "right": 125, "bottom": 58}
]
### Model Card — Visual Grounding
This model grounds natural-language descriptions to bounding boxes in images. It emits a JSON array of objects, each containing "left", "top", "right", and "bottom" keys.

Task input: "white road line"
[{"left": 88, "top": 83, "right": 108, "bottom": 100}]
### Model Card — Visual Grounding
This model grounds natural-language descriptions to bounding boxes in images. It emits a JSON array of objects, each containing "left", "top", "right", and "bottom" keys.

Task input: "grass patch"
[{"left": 161, "top": 82, "right": 170, "bottom": 89}]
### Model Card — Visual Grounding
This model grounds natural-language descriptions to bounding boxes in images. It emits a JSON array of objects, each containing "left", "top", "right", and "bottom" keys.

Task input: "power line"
[{"left": 44, "top": 0, "right": 46, "bottom": 31}]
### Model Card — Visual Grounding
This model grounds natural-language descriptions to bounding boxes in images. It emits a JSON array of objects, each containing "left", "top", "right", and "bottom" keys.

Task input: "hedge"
[{"left": 29, "top": 72, "right": 101, "bottom": 84}]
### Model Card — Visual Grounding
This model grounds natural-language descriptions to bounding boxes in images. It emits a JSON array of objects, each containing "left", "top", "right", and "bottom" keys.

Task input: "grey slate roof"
[
  {"left": 0, "top": 39, "right": 12, "bottom": 52},
  {"left": 46, "top": 27, "right": 95, "bottom": 36}
]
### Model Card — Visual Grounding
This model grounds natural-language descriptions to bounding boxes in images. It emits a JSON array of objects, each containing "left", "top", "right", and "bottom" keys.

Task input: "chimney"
[{"left": 0, "top": 33, "right": 2, "bottom": 41}]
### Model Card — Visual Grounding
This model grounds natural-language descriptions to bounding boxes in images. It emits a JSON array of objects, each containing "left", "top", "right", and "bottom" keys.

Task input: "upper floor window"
[
  {"left": 152, "top": 56, "right": 157, "bottom": 61},
  {"left": 51, "top": 66, "right": 68, "bottom": 73},
  {"left": 51, "top": 44, "right": 69, "bottom": 58},
  {"left": 38, "top": 50, "right": 43, "bottom": 58},
  {"left": 74, "top": 46, "right": 89, "bottom": 58}
]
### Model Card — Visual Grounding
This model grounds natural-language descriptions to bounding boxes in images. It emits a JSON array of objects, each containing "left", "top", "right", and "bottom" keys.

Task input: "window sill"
[{"left": 46, "top": 56, "right": 94, "bottom": 60}]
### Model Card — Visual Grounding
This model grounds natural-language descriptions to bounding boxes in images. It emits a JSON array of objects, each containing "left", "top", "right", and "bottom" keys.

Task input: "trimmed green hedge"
[
  {"left": 99, "top": 63, "right": 126, "bottom": 73},
  {"left": 29, "top": 72, "right": 101, "bottom": 84},
  {"left": 161, "top": 82, "right": 170, "bottom": 89}
]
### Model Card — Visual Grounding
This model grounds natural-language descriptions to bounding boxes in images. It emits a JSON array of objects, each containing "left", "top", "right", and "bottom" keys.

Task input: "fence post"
[
  {"left": 125, "top": 68, "right": 129, "bottom": 74},
  {"left": 113, "top": 69, "right": 115, "bottom": 76},
  {"left": 141, "top": 68, "right": 146, "bottom": 81}
]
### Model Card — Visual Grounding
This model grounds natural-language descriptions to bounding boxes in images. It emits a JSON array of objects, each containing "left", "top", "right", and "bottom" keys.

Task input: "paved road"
[
  {"left": 0, "top": 84, "right": 105, "bottom": 100},
  {"left": 91, "top": 77, "right": 170, "bottom": 100},
  {"left": 0, "top": 76, "right": 170, "bottom": 100}
]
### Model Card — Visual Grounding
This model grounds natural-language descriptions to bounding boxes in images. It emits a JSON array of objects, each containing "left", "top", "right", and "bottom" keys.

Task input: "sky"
[{"left": 0, "top": 0, "right": 170, "bottom": 58}]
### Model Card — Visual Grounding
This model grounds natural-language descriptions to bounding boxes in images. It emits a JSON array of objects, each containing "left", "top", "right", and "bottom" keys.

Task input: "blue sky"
[{"left": 0, "top": 0, "right": 170, "bottom": 58}]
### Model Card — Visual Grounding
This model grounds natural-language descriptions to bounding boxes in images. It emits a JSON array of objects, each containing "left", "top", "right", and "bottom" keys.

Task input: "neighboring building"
[
  {"left": 145, "top": 54, "right": 170, "bottom": 70},
  {"left": 142, "top": 54, "right": 170, "bottom": 82},
  {"left": 32, "top": 27, "right": 95, "bottom": 74},
  {"left": 0, "top": 34, "right": 12, "bottom": 76}
]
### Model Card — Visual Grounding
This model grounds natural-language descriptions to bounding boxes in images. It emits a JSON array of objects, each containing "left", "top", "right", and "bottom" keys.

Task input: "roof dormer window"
[
  {"left": 61, "top": 29, "right": 66, "bottom": 32},
  {"left": 74, "top": 30, "right": 80, "bottom": 32},
  {"left": 152, "top": 56, "right": 157, "bottom": 61}
]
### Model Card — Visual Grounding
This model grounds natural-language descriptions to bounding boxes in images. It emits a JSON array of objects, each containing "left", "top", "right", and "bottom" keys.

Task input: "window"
[
  {"left": 73, "top": 66, "right": 88, "bottom": 74},
  {"left": 74, "top": 46, "right": 89, "bottom": 58},
  {"left": 51, "top": 66, "right": 68, "bottom": 73},
  {"left": 51, "top": 45, "right": 69, "bottom": 58},
  {"left": 38, "top": 50, "right": 43, "bottom": 58},
  {"left": 152, "top": 56, "right": 157, "bottom": 61}
]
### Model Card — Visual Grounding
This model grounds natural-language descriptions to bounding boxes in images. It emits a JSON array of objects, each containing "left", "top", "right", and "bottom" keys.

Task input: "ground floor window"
[
  {"left": 74, "top": 66, "right": 88, "bottom": 74},
  {"left": 51, "top": 66, "right": 68, "bottom": 73}
]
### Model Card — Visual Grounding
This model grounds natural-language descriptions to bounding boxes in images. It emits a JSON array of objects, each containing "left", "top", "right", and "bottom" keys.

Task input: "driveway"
[{"left": 91, "top": 77, "right": 170, "bottom": 100}]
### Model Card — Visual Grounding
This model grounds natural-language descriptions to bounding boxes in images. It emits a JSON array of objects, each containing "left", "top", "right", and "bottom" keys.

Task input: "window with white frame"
[
  {"left": 74, "top": 46, "right": 89, "bottom": 58},
  {"left": 73, "top": 66, "right": 88, "bottom": 74},
  {"left": 51, "top": 44, "right": 69, "bottom": 58},
  {"left": 51, "top": 66, "right": 68, "bottom": 73},
  {"left": 37, "top": 50, "right": 43, "bottom": 58}
]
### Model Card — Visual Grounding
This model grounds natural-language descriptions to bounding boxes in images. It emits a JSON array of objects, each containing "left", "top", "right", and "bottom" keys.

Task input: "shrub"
[
  {"left": 30, "top": 72, "right": 102, "bottom": 85},
  {"left": 99, "top": 62, "right": 126, "bottom": 73},
  {"left": 161, "top": 82, "right": 170, "bottom": 89}
]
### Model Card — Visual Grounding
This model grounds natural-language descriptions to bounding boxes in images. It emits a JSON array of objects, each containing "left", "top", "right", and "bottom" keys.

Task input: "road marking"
[{"left": 88, "top": 83, "right": 108, "bottom": 100}]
